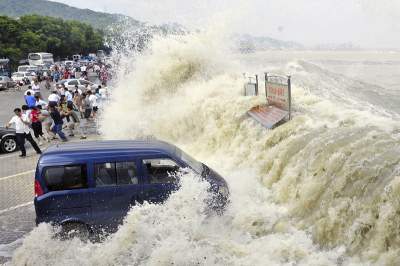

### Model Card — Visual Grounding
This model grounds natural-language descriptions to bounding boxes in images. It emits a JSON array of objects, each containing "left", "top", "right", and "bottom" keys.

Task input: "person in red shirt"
[
  {"left": 64, "top": 69, "right": 70, "bottom": 80},
  {"left": 30, "top": 106, "right": 48, "bottom": 145}
]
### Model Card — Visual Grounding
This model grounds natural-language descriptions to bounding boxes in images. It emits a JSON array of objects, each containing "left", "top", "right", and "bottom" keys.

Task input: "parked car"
[
  {"left": 0, "top": 127, "right": 17, "bottom": 153},
  {"left": 0, "top": 76, "right": 16, "bottom": 90},
  {"left": 57, "top": 79, "right": 99, "bottom": 91},
  {"left": 34, "top": 140, "right": 229, "bottom": 238},
  {"left": 12, "top": 72, "right": 35, "bottom": 85},
  {"left": 17, "top": 65, "right": 39, "bottom": 74}
]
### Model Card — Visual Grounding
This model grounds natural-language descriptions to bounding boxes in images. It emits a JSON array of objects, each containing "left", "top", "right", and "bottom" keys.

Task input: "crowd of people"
[
  {"left": 6, "top": 77, "right": 109, "bottom": 158},
  {"left": 48, "top": 63, "right": 110, "bottom": 85}
]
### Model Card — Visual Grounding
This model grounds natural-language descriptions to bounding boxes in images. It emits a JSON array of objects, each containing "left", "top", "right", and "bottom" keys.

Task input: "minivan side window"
[
  {"left": 44, "top": 165, "right": 87, "bottom": 191},
  {"left": 95, "top": 162, "right": 116, "bottom": 186},
  {"left": 143, "top": 159, "right": 180, "bottom": 184},
  {"left": 116, "top": 162, "right": 138, "bottom": 185},
  {"left": 94, "top": 161, "right": 138, "bottom": 187}
]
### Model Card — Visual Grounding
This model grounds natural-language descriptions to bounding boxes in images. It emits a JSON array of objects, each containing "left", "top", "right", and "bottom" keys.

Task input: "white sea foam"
[{"left": 10, "top": 27, "right": 400, "bottom": 266}]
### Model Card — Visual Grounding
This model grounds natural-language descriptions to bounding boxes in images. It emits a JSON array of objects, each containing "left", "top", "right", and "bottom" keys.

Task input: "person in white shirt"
[
  {"left": 80, "top": 65, "right": 87, "bottom": 78},
  {"left": 84, "top": 84, "right": 91, "bottom": 93},
  {"left": 34, "top": 95, "right": 48, "bottom": 109},
  {"left": 73, "top": 84, "right": 82, "bottom": 95},
  {"left": 21, "top": 105, "right": 32, "bottom": 122},
  {"left": 32, "top": 80, "right": 41, "bottom": 98},
  {"left": 58, "top": 84, "right": 66, "bottom": 96},
  {"left": 87, "top": 90, "right": 98, "bottom": 117},
  {"left": 98, "top": 85, "right": 108, "bottom": 99},
  {"left": 64, "top": 89, "right": 73, "bottom": 104},
  {"left": 6, "top": 107, "right": 42, "bottom": 157},
  {"left": 48, "top": 90, "right": 60, "bottom": 105}
]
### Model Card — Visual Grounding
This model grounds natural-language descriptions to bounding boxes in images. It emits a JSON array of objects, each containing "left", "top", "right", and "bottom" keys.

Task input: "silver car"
[
  {"left": 58, "top": 79, "right": 99, "bottom": 91},
  {"left": 0, "top": 76, "right": 16, "bottom": 90}
]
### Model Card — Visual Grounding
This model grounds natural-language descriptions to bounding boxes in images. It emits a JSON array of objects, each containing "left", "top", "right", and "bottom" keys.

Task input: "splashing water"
[
  {"left": 11, "top": 172, "right": 343, "bottom": 265},
  {"left": 10, "top": 29, "right": 400, "bottom": 265}
]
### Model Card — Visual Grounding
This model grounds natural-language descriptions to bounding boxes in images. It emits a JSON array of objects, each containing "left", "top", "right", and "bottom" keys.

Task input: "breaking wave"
[{"left": 10, "top": 30, "right": 400, "bottom": 265}]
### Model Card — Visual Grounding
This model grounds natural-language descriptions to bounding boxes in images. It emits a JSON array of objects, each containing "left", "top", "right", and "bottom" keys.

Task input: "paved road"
[
  {"left": 0, "top": 84, "right": 103, "bottom": 263},
  {"left": 0, "top": 83, "right": 51, "bottom": 126},
  {"left": 0, "top": 85, "right": 50, "bottom": 264},
  {"left": 0, "top": 149, "right": 39, "bottom": 264},
  {"left": 0, "top": 75, "right": 102, "bottom": 125},
  {"left": 0, "top": 136, "right": 102, "bottom": 264}
]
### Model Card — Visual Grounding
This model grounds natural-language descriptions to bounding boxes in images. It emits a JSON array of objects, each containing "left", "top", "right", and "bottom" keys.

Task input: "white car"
[
  {"left": 58, "top": 79, "right": 99, "bottom": 91},
  {"left": 11, "top": 72, "right": 36, "bottom": 84},
  {"left": 18, "top": 65, "right": 39, "bottom": 74}
]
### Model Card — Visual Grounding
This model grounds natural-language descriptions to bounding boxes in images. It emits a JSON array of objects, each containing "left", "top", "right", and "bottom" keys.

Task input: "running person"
[
  {"left": 30, "top": 106, "right": 47, "bottom": 145},
  {"left": 6, "top": 108, "right": 42, "bottom": 157},
  {"left": 49, "top": 104, "right": 68, "bottom": 142}
]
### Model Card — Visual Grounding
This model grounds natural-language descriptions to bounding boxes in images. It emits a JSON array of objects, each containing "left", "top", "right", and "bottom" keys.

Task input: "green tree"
[
  {"left": 0, "top": 47, "right": 22, "bottom": 70},
  {"left": 0, "top": 14, "right": 107, "bottom": 69},
  {"left": 19, "top": 30, "right": 46, "bottom": 53}
]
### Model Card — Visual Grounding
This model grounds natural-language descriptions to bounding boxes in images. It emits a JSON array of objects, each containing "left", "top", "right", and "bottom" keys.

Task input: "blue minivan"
[{"left": 34, "top": 140, "right": 229, "bottom": 237}]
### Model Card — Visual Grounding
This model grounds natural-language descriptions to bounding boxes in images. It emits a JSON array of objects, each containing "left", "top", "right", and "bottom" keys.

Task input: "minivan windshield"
[{"left": 175, "top": 147, "right": 204, "bottom": 174}]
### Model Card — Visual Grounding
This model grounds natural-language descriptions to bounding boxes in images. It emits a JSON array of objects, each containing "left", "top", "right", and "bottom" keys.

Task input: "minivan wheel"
[
  {"left": 60, "top": 222, "right": 90, "bottom": 241},
  {"left": 1, "top": 136, "right": 17, "bottom": 153}
]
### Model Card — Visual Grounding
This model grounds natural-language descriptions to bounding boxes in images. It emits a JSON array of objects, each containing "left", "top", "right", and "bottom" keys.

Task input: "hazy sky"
[{"left": 52, "top": 0, "right": 400, "bottom": 49}]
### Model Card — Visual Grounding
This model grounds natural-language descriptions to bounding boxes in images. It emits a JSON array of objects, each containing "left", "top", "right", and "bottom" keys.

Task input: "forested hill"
[
  {"left": 0, "top": 0, "right": 141, "bottom": 29},
  {"left": 0, "top": 15, "right": 106, "bottom": 69}
]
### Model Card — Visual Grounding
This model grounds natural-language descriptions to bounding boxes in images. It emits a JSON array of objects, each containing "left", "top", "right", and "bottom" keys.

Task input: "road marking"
[
  {"left": 0, "top": 152, "right": 41, "bottom": 159},
  {"left": 0, "top": 202, "right": 33, "bottom": 215},
  {"left": 0, "top": 153, "right": 21, "bottom": 159},
  {"left": 0, "top": 170, "right": 35, "bottom": 182}
]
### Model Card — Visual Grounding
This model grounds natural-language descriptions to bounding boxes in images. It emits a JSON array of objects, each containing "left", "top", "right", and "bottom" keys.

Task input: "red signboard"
[{"left": 266, "top": 81, "right": 290, "bottom": 111}]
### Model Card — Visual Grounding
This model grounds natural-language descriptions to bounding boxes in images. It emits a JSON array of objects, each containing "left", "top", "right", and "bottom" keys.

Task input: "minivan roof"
[{"left": 39, "top": 140, "right": 178, "bottom": 164}]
